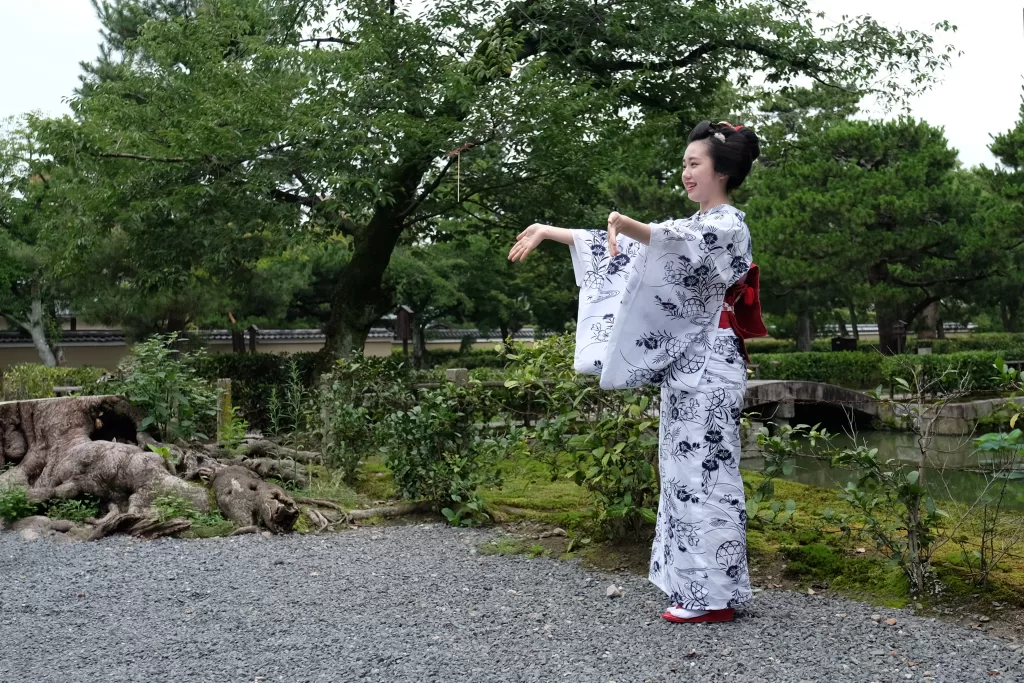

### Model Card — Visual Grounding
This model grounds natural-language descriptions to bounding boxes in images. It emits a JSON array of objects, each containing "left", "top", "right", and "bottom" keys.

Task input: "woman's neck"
[{"left": 699, "top": 194, "right": 730, "bottom": 213}]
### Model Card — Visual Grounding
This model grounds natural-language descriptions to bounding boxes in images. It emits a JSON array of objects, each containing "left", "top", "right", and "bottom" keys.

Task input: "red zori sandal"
[{"left": 661, "top": 607, "right": 735, "bottom": 623}]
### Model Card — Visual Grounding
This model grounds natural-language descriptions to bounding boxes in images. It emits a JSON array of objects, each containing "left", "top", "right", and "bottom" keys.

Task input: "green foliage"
[
  {"left": 930, "top": 334, "right": 1024, "bottom": 354},
  {"left": 563, "top": 393, "right": 660, "bottom": 538},
  {"left": 318, "top": 356, "right": 415, "bottom": 482},
  {"left": 45, "top": 497, "right": 100, "bottom": 523},
  {"left": 504, "top": 334, "right": 660, "bottom": 538},
  {"left": 218, "top": 408, "right": 249, "bottom": 456},
  {"left": 108, "top": 333, "right": 218, "bottom": 442},
  {"left": 196, "top": 352, "right": 319, "bottom": 429},
  {"left": 399, "top": 348, "right": 509, "bottom": 371},
  {"left": 755, "top": 352, "right": 886, "bottom": 388},
  {"left": 152, "top": 492, "right": 232, "bottom": 535},
  {"left": 1, "top": 364, "right": 106, "bottom": 400},
  {"left": 377, "top": 381, "right": 510, "bottom": 526},
  {"left": 881, "top": 352, "right": 1024, "bottom": 393},
  {"left": 745, "top": 421, "right": 825, "bottom": 526},
  {"left": 0, "top": 485, "right": 37, "bottom": 522},
  {"left": 826, "top": 444, "right": 945, "bottom": 595}
]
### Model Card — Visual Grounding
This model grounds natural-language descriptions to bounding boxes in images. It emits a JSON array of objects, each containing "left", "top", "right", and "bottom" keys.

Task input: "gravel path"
[{"left": 1, "top": 525, "right": 1021, "bottom": 683}]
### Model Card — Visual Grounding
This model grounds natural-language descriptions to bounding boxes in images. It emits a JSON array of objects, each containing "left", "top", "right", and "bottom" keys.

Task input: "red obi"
[{"left": 719, "top": 263, "right": 768, "bottom": 361}]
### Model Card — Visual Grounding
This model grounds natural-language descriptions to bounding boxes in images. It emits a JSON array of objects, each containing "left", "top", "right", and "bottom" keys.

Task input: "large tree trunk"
[
  {"left": 869, "top": 262, "right": 903, "bottom": 355},
  {"left": 849, "top": 302, "right": 860, "bottom": 340},
  {"left": 319, "top": 160, "right": 432, "bottom": 368},
  {"left": 0, "top": 396, "right": 299, "bottom": 537},
  {"left": 412, "top": 323, "right": 426, "bottom": 370},
  {"left": 0, "top": 396, "right": 207, "bottom": 514},
  {"left": 918, "top": 300, "right": 940, "bottom": 340},
  {"left": 4, "top": 297, "right": 61, "bottom": 367},
  {"left": 795, "top": 311, "right": 814, "bottom": 352}
]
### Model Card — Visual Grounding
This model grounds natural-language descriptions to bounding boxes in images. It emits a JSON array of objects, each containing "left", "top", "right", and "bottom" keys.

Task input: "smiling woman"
[{"left": 510, "top": 119, "right": 766, "bottom": 624}]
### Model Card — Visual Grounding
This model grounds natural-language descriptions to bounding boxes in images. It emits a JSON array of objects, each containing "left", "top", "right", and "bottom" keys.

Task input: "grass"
[{"left": 333, "top": 446, "right": 1024, "bottom": 613}]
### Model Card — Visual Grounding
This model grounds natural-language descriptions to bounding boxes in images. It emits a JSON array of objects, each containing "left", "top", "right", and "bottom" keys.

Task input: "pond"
[{"left": 741, "top": 430, "right": 1024, "bottom": 510}]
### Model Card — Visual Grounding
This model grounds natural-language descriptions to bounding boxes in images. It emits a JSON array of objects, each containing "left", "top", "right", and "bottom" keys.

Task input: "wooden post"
[
  {"left": 216, "top": 378, "right": 233, "bottom": 443},
  {"left": 445, "top": 368, "right": 469, "bottom": 387},
  {"left": 247, "top": 325, "right": 259, "bottom": 353}
]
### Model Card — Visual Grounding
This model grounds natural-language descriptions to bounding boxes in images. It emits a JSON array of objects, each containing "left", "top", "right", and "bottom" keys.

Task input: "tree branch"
[
  {"left": 300, "top": 37, "right": 359, "bottom": 48},
  {"left": 96, "top": 152, "right": 187, "bottom": 163}
]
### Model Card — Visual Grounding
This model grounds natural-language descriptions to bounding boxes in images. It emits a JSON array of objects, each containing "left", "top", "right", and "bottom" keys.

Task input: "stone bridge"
[
  {"left": 744, "top": 380, "right": 879, "bottom": 420},
  {"left": 744, "top": 380, "right": 1012, "bottom": 436}
]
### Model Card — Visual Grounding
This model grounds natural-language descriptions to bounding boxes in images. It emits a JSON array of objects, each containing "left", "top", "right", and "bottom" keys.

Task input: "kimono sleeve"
[
  {"left": 597, "top": 208, "right": 752, "bottom": 391},
  {"left": 568, "top": 229, "right": 647, "bottom": 376}
]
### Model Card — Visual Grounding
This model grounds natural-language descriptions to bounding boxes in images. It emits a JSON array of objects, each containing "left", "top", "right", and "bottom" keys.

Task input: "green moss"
[{"left": 478, "top": 537, "right": 530, "bottom": 556}]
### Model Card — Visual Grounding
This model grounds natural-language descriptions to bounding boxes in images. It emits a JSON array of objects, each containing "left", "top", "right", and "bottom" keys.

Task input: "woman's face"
[{"left": 681, "top": 139, "right": 726, "bottom": 204}]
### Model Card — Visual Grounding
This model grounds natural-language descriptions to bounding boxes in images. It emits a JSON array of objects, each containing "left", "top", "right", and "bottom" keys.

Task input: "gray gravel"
[{"left": 0, "top": 525, "right": 1021, "bottom": 683}]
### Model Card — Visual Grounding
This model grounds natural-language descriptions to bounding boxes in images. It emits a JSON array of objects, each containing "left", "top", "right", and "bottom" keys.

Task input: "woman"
[{"left": 508, "top": 120, "right": 765, "bottom": 624}]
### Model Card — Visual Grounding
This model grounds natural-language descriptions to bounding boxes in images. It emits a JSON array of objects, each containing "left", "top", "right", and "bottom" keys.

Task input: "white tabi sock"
[{"left": 666, "top": 605, "right": 709, "bottom": 619}]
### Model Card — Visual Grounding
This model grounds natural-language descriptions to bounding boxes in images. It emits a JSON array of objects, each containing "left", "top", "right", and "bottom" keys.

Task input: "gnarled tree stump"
[{"left": 0, "top": 396, "right": 298, "bottom": 537}]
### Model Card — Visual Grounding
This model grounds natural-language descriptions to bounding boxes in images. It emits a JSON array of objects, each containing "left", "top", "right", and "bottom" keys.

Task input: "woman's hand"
[
  {"left": 607, "top": 211, "right": 621, "bottom": 256},
  {"left": 508, "top": 223, "right": 549, "bottom": 262}
]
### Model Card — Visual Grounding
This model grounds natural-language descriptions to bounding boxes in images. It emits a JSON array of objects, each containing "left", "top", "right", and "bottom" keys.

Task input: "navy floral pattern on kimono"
[{"left": 568, "top": 204, "right": 753, "bottom": 611}]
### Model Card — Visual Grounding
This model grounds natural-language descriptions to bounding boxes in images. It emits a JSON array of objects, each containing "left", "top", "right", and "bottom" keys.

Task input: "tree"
[
  {"left": 388, "top": 244, "right": 470, "bottom": 367},
  {"left": 972, "top": 88, "right": 1024, "bottom": 332},
  {"left": 745, "top": 115, "right": 1015, "bottom": 354},
  {"left": 37, "top": 0, "right": 954, "bottom": 365},
  {"left": 741, "top": 84, "right": 864, "bottom": 349},
  {"left": 0, "top": 124, "right": 68, "bottom": 365}
]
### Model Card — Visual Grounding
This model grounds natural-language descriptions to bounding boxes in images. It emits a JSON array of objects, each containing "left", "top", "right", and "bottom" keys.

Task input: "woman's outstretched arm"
[
  {"left": 607, "top": 211, "right": 651, "bottom": 257},
  {"left": 508, "top": 223, "right": 574, "bottom": 262}
]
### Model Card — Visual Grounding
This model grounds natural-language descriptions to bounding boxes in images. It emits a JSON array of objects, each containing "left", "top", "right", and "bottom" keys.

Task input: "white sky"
[{"left": 1, "top": 0, "right": 1022, "bottom": 168}]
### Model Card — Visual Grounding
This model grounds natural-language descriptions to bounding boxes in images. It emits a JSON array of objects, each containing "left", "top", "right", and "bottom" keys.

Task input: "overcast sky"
[{"left": 1, "top": 0, "right": 1021, "bottom": 168}]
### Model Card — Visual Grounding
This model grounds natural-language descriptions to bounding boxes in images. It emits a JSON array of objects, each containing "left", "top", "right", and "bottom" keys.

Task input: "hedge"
[
  {"left": 196, "top": 352, "right": 320, "bottom": 428},
  {"left": 926, "top": 333, "right": 1024, "bottom": 355},
  {"left": 0, "top": 364, "right": 108, "bottom": 401},
  {"left": 752, "top": 352, "right": 886, "bottom": 389},
  {"left": 392, "top": 348, "right": 509, "bottom": 370},
  {"left": 753, "top": 349, "right": 1023, "bottom": 391}
]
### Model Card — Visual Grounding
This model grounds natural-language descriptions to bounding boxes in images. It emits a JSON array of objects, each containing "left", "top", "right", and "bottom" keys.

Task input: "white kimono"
[{"left": 568, "top": 204, "right": 754, "bottom": 610}]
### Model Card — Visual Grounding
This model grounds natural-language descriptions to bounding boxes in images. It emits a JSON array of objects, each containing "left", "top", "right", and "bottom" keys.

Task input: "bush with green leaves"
[
  {"left": 825, "top": 444, "right": 944, "bottom": 595},
  {"left": 152, "top": 492, "right": 233, "bottom": 536},
  {"left": 107, "top": 333, "right": 219, "bottom": 443},
  {"left": 881, "top": 351, "right": 1024, "bottom": 394},
  {"left": 0, "top": 485, "right": 37, "bottom": 522},
  {"left": 929, "top": 333, "right": 1024, "bottom": 354},
  {"left": 377, "top": 380, "right": 507, "bottom": 526},
  {"left": 1, "top": 364, "right": 106, "bottom": 401},
  {"left": 45, "top": 497, "right": 100, "bottom": 523},
  {"left": 196, "top": 351, "right": 319, "bottom": 429},
  {"left": 317, "top": 355, "right": 415, "bottom": 482},
  {"left": 744, "top": 421, "right": 830, "bottom": 526},
  {"left": 503, "top": 334, "right": 661, "bottom": 538},
  {"left": 754, "top": 351, "right": 886, "bottom": 388}
]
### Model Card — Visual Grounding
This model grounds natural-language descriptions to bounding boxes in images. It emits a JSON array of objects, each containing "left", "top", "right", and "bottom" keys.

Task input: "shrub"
[
  {"left": 196, "top": 351, "right": 319, "bottom": 429},
  {"left": 318, "top": 356, "right": 416, "bottom": 482},
  {"left": 0, "top": 485, "right": 37, "bottom": 522},
  {"left": 377, "top": 380, "right": 506, "bottom": 525},
  {"left": 46, "top": 497, "right": 100, "bottom": 523},
  {"left": 753, "top": 352, "right": 886, "bottom": 388},
  {"left": 107, "top": 333, "right": 219, "bottom": 443},
  {"left": 929, "top": 333, "right": 1024, "bottom": 354},
  {"left": 397, "top": 348, "right": 509, "bottom": 370},
  {"left": 881, "top": 351, "right": 1023, "bottom": 393},
  {"left": 504, "top": 334, "right": 661, "bottom": 538},
  {"left": 1, "top": 364, "right": 106, "bottom": 401}
]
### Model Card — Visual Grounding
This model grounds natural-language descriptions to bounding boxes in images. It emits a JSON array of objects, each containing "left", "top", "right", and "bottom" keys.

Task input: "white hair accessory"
[{"left": 713, "top": 132, "right": 725, "bottom": 142}]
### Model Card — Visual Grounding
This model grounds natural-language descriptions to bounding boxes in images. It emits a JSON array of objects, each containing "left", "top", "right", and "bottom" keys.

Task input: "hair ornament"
[{"left": 713, "top": 132, "right": 726, "bottom": 142}]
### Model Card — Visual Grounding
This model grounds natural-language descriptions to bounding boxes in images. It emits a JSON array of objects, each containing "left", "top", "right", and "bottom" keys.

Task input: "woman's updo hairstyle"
[{"left": 687, "top": 120, "right": 761, "bottom": 192}]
